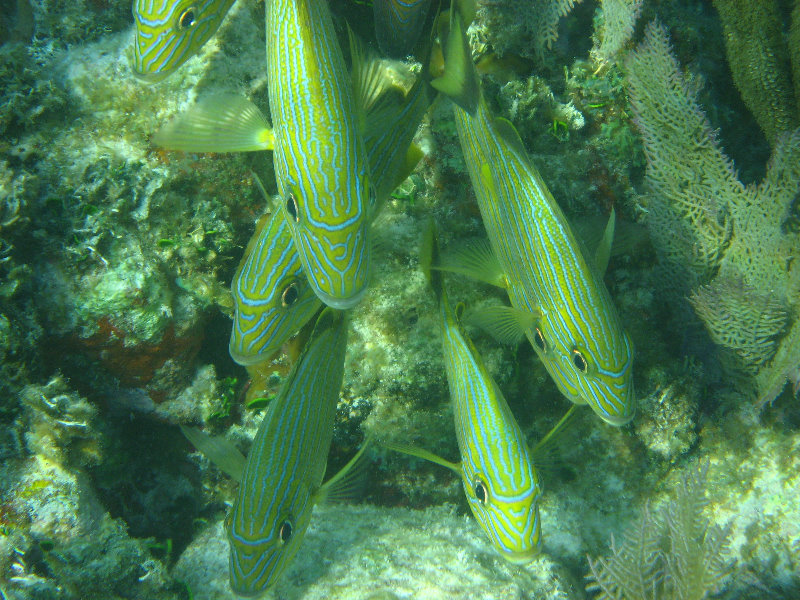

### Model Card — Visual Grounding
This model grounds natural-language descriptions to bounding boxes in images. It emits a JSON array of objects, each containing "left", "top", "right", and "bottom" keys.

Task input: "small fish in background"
[
  {"left": 182, "top": 308, "right": 370, "bottom": 596},
  {"left": 372, "top": 0, "right": 433, "bottom": 59},
  {"left": 383, "top": 226, "right": 577, "bottom": 564},
  {"left": 432, "top": 3, "right": 636, "bottom": 426},
  {"left": 131, "top": 0, "right": 236, "bottom": 82}
]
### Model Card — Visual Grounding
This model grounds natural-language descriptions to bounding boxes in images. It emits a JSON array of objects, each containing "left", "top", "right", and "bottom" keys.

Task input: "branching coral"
[
  {"left": 625, "top": 21, "right": 800, "bottom": 401},
  {"left": 586, "top": 463, "right": 733, "bottom": 600},
  {"left": 591, "top": 0, "right": 644, "bottom": 67},
  {"left": 625, "top": 22, "right": 738, "bottom": 286},
  {"left": 689, "top": 276, "right": 789, "bottom": 375},
  {"left": 712, "top": 0, "right": 799, "bottom": 146},
  {"left": 479, "top": 0, "right": 584, "bottom": 60}
]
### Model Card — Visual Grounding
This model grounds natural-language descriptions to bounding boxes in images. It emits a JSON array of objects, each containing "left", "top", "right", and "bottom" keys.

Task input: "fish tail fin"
[
  {"left": 430, "top": 0, "right": 480, "bottom": 114},
  {"left": 153, "top": 94, "right": 274, "bottom": 153}
]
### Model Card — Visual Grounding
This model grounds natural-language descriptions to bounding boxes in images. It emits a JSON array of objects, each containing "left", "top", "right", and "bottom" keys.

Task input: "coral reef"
[
  {"left": 591, "top": 0, "right": 644, "bottom": 67},
  {"left": 0, "top": 0, "right": 799, "bottom": 599}
]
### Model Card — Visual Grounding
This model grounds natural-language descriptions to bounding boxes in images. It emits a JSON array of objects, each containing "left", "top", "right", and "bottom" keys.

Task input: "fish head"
[
  {"left": 226, "top": 485, "right": 314, "bottom": 596},
  {"left": 229, "top": 270, "right": 320, "bottom": 365},
  {"left": 533, "top": 319, "right": 636, "bottom": 426},
  {"left": 131, "top": 0, "right": 232, "bottom": 82},
  {"left": 279, "top": 177, "right": 372, "bottom": 310},
  {"left": 461, "top": 465, "right": 543, "bottom": 564}
]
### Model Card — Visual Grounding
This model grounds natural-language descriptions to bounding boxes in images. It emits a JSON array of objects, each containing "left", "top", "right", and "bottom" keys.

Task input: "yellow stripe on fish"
[
  {"left": 266, "top": 0, "right": 373, "bottom": 309},
  {"left": 131, "top": 0, "right": 235, "bottom": 82},
  {"left": 438, "top": 6, "right": 635, "bottom": 426},
  {"left": 372, "top": 0, "right": 433, "bottom": 58},
  {"left": 227, "top": 308, "right": 356, "bottom": 595},
  {"left": 182, "top": 308, "right": 369, "bottom": 595},
  {"left": 383, "top": 226, "right": 544, "bottom": 564},
  {"left": 229, "top": 74, "right": 432, "bottom": 365}
]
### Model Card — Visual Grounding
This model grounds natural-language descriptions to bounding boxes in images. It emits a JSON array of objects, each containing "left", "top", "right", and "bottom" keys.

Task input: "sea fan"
[{"left": 586, "top": 463, "right": 733, "bottom": 600}]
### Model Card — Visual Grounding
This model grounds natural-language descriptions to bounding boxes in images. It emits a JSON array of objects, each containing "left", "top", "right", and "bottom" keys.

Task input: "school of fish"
[{"left": 131, "top": 0, "right": 636, "bottom": 594}]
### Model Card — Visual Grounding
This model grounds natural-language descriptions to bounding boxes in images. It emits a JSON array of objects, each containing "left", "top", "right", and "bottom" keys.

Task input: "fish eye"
[
  {"left": 281, "top": 282, "right": 299, "bottom": 307},
  {"left": 533, "top": 328, "right": 546, "bottom": 352},
  {"left": 177, "top": 7, "right": 197, "bottom": 30},
  {"left": 278, "top": 520, "right": 293, "bottom": 544},
  {"left": 572, "top": 349, "right": 588, "bottom": 373},
  {"left": 286, "top": 193, "right": 299, "bottom": 222},
  {"left": 473, "top": 479, "right": 488, "bottom": 504}
]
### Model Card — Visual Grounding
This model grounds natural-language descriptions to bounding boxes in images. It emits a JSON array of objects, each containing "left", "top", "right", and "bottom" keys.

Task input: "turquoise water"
[{"left": 0, "top": 1, "right": 798, "bottom": 599}]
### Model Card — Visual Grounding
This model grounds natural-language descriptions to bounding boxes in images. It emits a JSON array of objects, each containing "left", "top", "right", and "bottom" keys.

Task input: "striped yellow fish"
[
  {"left": 184, "top": 309, "right": 366, "bottom": 595},
  {"left": 383, "top": 226, "right": 546, "bottom": 564},
  {"left": 437, "top": 7, "right": 635, "bottom": 425},
  {"left": 131, "top": 0, "right": 235, "bottom": 82},
  {"left": 229, "top": 76, "right": 432, "bottom": 365},
  {"left": 227, "top": 308, "right": 355, "bottom": 595},
  {"left": 266, "top": 0, "right": 373, "bottom": 309},
  {"left": 372, "top": 0, "right": 433, "bottom": 58}
]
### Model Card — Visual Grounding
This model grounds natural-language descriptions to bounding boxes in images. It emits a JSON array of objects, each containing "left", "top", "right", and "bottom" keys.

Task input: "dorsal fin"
[
  {"left": 493, "top": 116, "right": 529, "bottom": 161},
  {"left": 594, "top": 207, "right": 616, "bottom": 275}
]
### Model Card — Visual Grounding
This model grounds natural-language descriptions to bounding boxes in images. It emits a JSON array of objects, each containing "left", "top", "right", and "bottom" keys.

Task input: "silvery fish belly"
[
  {"left": 436, "top": 272, "right": 542, "bottom": 563},
  {"left": 372, "top": 0, "right": 432, "bottom": 58},
  {"left": 131, "top": 0, "right": 235, "bottom": 82},
  {"left": 266, "top": 0, "right": 372, "bottom": 309},
  {"left": 227, "top": 308, "right": 348, "bottom": 595},
  {"left": 454, "top": 97, "right": 636, "bottom": 426}
]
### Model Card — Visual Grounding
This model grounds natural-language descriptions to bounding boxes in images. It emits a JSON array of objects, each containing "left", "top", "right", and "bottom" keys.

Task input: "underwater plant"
[
  {"left": 625, "top": 21, "right": 800, "bottom": 402},
  {"left": 586, "top": 463, "right": 733, "bottom": 600},
  {"left": 712, "top": 0, "right": 800, "bottom": 146}
]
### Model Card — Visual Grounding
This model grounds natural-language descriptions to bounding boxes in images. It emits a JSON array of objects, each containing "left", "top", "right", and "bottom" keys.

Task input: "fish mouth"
[
  {"left": 601, "top": 411, "right": 635, "bottom": 426},
  {"left": 500, "top": 546, "right": 542, "bottom": 565},
  {"left": 312, "top": 283, "right": 368, "bottom": 309}
]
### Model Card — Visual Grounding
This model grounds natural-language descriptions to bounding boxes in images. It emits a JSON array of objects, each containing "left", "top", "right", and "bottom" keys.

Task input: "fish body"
[
  {"left": 436, "top": 271, "right": 543, "bottom": 563},
  {"left": 372, "top": 0, "right": 433, "bottom": 58},
  {"left": 131, "top": 0, "right": 235, "bottom": 82},
  {"left": 453, "top": 97, "right": 635, "bottom": 425},
  {"left": 266, "top": 0, "right": 372, "bottom": 309},
  {"left": 229, "top": 75, "right": 432, "bottom": 364},
  {"left": 227, "top": 308, "right": 348, "bottom": 595}
]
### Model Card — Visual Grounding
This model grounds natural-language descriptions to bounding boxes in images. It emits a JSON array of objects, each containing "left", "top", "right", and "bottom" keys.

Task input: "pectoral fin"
[
  {"left": 381, "top": 440, "right": 462, "bottom": 475},
  {"left": 349, "top": 27, "right": 391, "bottom": 129},
  {"left": 437, "top": 238, "right": 507, "bottom": 288},
  {"left": 464, "top": 304, "right": 539, "bottom": 346},
  {"left": 316, "top": 434, "right": 374, "bottom": 504},
  {"left": 180, "top": 425, "right": 246, "bottom": 482},
  {"left": 153, "top": 94, "right": 273, "bottom": 153}
]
